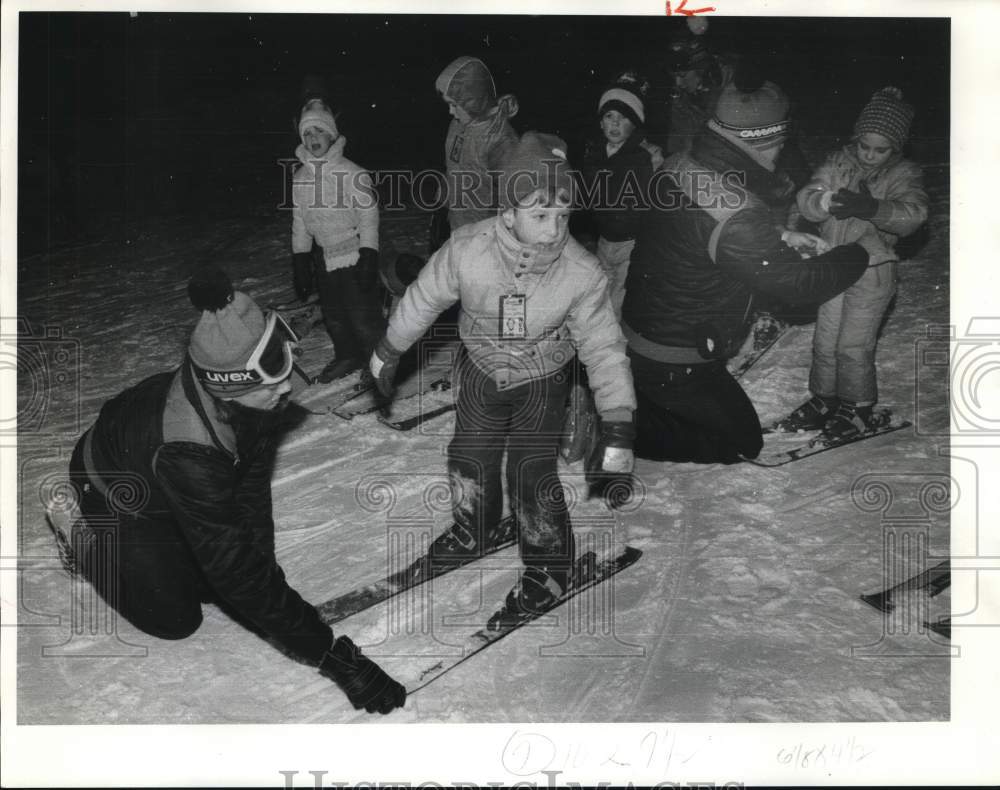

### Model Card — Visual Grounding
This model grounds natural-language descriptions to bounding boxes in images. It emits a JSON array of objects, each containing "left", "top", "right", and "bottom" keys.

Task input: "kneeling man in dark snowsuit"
[
  {"left": 622, "top": 77, "right": 872, "bottom": 463},
  {"left": 62, "top": 267, "right": 405, "bottom": 715}
]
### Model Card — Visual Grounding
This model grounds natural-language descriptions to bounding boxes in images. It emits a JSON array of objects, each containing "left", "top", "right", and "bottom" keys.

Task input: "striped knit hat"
[
  {"left": 853, "top": 87, "right": 914, "bottom": 150},
  {"left": 708, "top": 80, "right": 791, "bottom": 160},
  {"left": 598, "top": 73, "right": 647, "bottom": 128}
]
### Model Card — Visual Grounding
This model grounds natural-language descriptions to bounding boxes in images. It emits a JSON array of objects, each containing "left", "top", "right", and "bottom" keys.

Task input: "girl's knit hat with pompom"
[{"left": 853, "top": 86, "right": 914, "bottom": 150}]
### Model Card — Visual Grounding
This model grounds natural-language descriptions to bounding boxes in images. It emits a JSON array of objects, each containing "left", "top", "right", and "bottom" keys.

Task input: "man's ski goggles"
[{"left": 192, "top": 311, "right": 299, "bottom": 390}]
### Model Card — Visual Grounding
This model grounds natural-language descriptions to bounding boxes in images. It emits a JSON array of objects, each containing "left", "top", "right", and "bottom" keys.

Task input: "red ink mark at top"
[{"left": 666, "top": 0, "right": 716, "bottom": 15}]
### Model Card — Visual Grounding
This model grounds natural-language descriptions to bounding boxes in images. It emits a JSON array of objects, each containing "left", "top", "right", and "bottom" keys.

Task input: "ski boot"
[
  {"left": 772, "top": 394, "right": 839, "bottom": 433},
  {"left": 486, "top": 565, "right": 569, "bottom": 632},
  {"left": 388, "top": 520, "right": 505, "bottom": 588},
  {"left": 818, "top": 402, "right": 881, "bottom": 442}
]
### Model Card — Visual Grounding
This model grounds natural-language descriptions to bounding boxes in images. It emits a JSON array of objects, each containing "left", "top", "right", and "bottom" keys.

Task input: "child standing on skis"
[
  {"left": 582, "top": 73, "right": 656, "bottom": 319},
  {"left": 781, "top": 87, "right": 928, "bottom": 439},
  {"left": 290, "top": 99, "right": 385, "bottom": 383},
  {"left": 369, "top": 132, "right": 637, "bottom": 626}
]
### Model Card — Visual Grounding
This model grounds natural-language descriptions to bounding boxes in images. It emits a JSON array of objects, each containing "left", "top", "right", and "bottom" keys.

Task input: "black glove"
[
  {"left": 355, "top": 247, "right": 380, "bottom": 294},
  {"left": 829, "top": 183, "right": 879, "bottom": 220},
  {"left": 585, "top": 420, "right": 637, "bottom": 509},
  {"left": 369, "top": 336, "right": 403, "bottom": 400},
  {"left": 292, "top": 252, "right": 315, "bottom": 302},
  {"left": 319, "top": 636, "right": 406, "bottom": 714}
]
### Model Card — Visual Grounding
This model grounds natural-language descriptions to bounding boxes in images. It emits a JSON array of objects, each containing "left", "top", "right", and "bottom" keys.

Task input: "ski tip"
[
  {"left": 859, "top": 592, "right": 894, "bottom": 613},
  {"left": 622, "top": 545, "right": 643, "bottom": 563},
  {"left": 924, "top": 618, "right": 951, "bottom": 639}
]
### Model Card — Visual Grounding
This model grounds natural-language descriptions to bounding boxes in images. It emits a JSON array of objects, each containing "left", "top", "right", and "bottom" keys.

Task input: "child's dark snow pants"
[
  {"left": 313, "top": 249, "right": 385, "bottom": 363},
  {"left": 447, "top": 352, "right": 574, "bottom": 579}
]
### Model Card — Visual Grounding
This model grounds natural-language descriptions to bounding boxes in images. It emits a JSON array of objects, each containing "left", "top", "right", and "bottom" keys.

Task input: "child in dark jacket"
[
  {"left": 781, "top": 87, "right": 929, "bottom": 439},
  {"left": 582, "top": 76, "right": 656, "bottom": 319}
]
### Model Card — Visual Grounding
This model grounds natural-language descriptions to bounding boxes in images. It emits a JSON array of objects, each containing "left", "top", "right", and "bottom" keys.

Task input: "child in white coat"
[{"left": 290, "top": 100, "right": 384, "bottom": 383}]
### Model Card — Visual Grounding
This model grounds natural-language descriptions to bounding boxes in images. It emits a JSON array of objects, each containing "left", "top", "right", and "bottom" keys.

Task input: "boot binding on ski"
[
  {"left": 487, "top": 565, "right": 568, "bottom": 632},
  {"left": 387, "top": 520, "right": 514, "bottom": 589},
  {"left": 773, "top": 394, "right": 839, "bottom": 433},
  {"left": 819, "top": 402, "right": 881, "bottom": 442}
]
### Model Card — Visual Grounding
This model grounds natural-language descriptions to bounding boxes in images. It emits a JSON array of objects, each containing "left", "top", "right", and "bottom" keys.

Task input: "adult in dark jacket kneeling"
[
  {"left": 623, "top": 77, "right": 872, "bottom": 463},
  {"left": 60, "top": 266, "right": 405, "bottom": 715}
]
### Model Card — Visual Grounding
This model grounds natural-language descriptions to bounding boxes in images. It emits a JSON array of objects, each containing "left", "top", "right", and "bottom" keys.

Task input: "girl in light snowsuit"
[{"left": 785, "top": 87, "right": 929, "bottom": 439}]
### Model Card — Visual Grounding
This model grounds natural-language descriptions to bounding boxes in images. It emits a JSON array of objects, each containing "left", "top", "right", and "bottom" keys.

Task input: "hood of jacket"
[{"left": 436, "top": 56, "right": 498, "bottom": 120}]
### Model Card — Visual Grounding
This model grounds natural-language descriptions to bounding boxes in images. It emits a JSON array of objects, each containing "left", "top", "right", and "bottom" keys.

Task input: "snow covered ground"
[{"left": 14, "top": 162, "right": 951, "bottom": 727}]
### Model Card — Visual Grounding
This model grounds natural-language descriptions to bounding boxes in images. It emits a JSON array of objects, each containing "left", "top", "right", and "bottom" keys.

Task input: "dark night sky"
[{"left": 17, "top": 13, "right": 949, "bottom": 248}]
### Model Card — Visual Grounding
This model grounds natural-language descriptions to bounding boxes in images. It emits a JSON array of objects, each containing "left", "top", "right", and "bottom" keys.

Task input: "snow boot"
[
  {"left": 772, "top": 394, "right": 839, "bottom": 432},
  {"left": 316, "top": 356, "right": 363, "bottom": 384},
  {"left": 819, "top": 402, "right": 879, "bottom": 441},
  {"left": 487, "top": 565, "right": 568, "bottom": 631}
]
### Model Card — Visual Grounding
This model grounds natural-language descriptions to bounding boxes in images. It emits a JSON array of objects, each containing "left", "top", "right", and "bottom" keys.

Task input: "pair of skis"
[
  {"left": 748, "top": 408, "right": 913, "bottom": 467},
  {"left": 313, "top": 515, "right": 641, "bottom": 692},
  {"left": 335, "top": 376, "right": 454, "bottom": 428},
  {"left": 272, "top": 296, "right": 457, "bottom": 430},
  {"left": 298, "top": 368, "right": 455, "bottom": 430},
  {"left": 725, "top": 322, "right": 913, "bottom": 466}
]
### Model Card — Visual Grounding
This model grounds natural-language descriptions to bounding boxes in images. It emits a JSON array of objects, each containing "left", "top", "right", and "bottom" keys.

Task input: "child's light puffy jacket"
[
  {"left": 385, "top": 217, "right": 636, "bottom": 420},
  {"left": 796, "top": 146, "right": 928, "bottom": 265},
  {"left": 291, "top": 136, "right": 379, "bottom": 271}
]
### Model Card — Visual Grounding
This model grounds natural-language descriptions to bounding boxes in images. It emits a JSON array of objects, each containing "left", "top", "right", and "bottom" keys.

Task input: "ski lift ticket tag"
[{"left": 499, "top": 294, "right": 527, "bottom": 340}]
